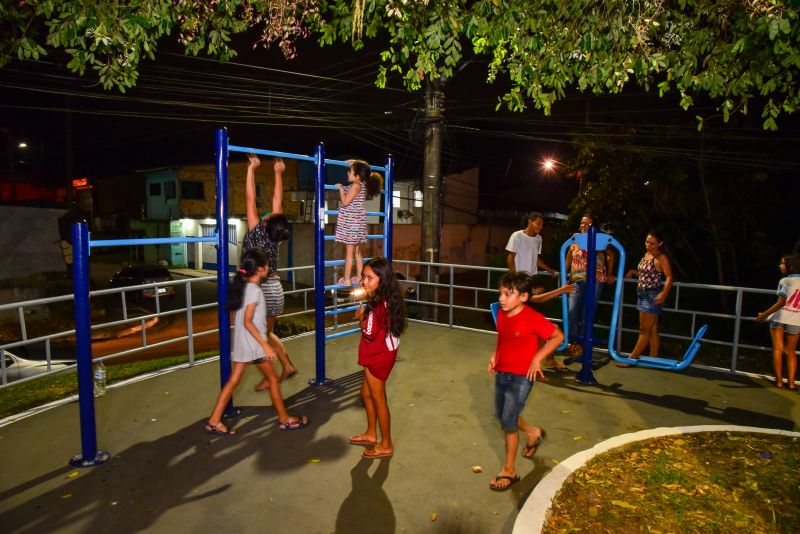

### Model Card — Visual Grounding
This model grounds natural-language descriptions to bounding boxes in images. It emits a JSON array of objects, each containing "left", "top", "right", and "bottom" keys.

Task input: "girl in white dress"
[{"left": 205, "top": 246, "right": 308, "bottom": 435}]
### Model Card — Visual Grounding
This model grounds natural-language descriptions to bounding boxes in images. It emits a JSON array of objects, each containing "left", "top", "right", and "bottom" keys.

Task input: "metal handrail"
[{"left": 0, "top": 260, "right": 781, "bottom": 388}]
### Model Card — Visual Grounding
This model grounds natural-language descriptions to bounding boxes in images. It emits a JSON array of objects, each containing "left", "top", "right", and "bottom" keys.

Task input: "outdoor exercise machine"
[
  {"left": 557, "top": 225, "right": 709, "bottom": 381},
  {"left": 489, "top": 225, "right": 708, "bottom": 386}
]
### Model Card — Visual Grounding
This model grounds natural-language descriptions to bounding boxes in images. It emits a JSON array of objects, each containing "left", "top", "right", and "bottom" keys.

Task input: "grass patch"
[
  {"left": 0, "top": 351, "right": 218, "bottom": 420},
  {"left": 545, "top": 432, "right": 800, "bottom": 533}
]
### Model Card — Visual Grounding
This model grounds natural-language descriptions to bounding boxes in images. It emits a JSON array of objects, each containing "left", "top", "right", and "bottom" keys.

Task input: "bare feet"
[
  {"left": 281, "top": 368, "right": 298, "bottom": 381},
  {"left": 254, "top": 379, "right": 270, "bottom": 392}
]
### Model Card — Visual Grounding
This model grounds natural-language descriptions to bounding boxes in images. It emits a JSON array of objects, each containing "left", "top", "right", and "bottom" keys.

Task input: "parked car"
[
  {"left": 1, "top": 351, "right": 76, "bottom": 383},
  {"left": 109, "top": 265, "right": 176, "bottom": 301}
]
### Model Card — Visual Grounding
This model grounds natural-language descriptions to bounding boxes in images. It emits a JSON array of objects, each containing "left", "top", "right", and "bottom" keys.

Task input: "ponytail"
[
  {"left": 365, "top": 171, "right": 383, "bottom": 200},
  {"left": 229, "top": 246, "right": 270, "bottom": 310}
]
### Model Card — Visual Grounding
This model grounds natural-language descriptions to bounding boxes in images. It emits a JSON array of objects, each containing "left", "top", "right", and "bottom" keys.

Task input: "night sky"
[{"left": 2, "top": 37, "right": 799, "bottom": 216}]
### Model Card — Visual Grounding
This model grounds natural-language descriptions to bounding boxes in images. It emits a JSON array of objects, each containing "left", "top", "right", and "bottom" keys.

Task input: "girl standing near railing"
[{"left": 756, "top": 253, "right": 800, "bottom": 390}]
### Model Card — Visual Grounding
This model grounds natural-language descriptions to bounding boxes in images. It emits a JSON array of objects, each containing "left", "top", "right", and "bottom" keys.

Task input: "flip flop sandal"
[
  {"left": 489, "top": 475, "right": 520, "bottom": 491},
  {"left": 205, "top": 423, "right": 236, "bottom": 436},
  {"left": 349, "top": 435, "right": 377, "bottom": 447},
  {"left": 278, "top": 416, "right": 309, "bottom": 431},
  {"left": 362, "top": 448, "right": 393, "bottom": 459},
  {"left": 522, "top": 429, "right": 547, "bottom": 458}
]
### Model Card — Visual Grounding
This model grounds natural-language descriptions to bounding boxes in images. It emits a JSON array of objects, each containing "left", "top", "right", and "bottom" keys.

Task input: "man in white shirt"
[{"left": 506, "top": 212, "right": 557, "bottom": 276}]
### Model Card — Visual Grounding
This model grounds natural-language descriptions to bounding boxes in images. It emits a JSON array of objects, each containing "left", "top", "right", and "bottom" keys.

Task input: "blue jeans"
[
  {"left": 494, "top": 372, "right": 533, "bottom": 432},
  {"left": 567, "top": 280, "right": 605, "bottom": 340}
]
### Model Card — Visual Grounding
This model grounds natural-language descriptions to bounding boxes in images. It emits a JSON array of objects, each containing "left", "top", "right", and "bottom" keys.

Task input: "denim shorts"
[
  {"left": 494, "top": 372, "right": 534, "bottom": 432},
  {"left": 770, "top": 321, "right": 800, "bottom": 335},
  {"left": 636, "top": 287, "right": 662, "bottom": 315}
]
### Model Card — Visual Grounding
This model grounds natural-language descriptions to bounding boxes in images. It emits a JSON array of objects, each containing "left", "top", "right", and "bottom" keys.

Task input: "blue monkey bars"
[
  {"left": 68, "top": 129, "right": 230, "bottom": 467},
  {"left": 68, "top": 128, "right": 393, "bottom": 466},
  {"left": 229, "top": 139, "right": 394, "bottom": 385},
  {"left": 311, "top": 145, "right": 395, "bottom": 385}
]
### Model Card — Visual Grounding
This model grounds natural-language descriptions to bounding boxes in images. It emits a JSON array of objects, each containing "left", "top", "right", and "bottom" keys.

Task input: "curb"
[{"left": 512, "top": 425, "right": 800, "bottom": 534}]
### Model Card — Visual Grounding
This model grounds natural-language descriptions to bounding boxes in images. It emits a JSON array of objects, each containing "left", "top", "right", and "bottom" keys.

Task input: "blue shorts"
[
  {"left": 770, "top": 321, "right": 800, "bottom": 335},
  {"left": 636, "top": 287, "right": 662, "bottom": 315},
  {"left": 494, "top": 372, "right": 533, "bottom": 432}
]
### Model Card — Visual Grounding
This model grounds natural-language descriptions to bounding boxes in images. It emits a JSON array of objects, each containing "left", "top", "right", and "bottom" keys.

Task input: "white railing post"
[
  {"left": 731, "top": 288, "right": 743, "bottom": 374},
  {"left": 186, "top": 282, "right": 195, "bottom": 365}
]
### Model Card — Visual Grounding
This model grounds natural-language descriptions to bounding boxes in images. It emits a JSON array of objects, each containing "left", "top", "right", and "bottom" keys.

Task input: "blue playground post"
[
  {"left": 69, "top": 221, "right": 110, "bottom": 467},
  {"left": 576, "top": 225, "right": 598, "bottom": 385},
  {"left": 384, "top": 155, "right": 394, "bottom": 261},
  {"left": 312, "top": 143, "right": 330, "bottom": 385},
  {"left": 215, "top": 128, "right": 240, "bottom": 417}
]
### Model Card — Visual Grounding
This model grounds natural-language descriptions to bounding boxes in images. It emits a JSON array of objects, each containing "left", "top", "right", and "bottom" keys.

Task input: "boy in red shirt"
[{"left": 487, "top": 272, "right": 564, "bottom": 491}]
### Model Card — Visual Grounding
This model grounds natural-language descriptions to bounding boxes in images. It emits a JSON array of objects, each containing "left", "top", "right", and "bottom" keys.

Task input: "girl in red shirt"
[{"left": 348, "top": 257, "right": 407, "bottom": 459}]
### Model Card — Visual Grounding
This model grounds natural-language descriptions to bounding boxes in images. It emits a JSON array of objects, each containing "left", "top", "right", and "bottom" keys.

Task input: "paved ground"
[{"left": 1, "top": 322, "right": 798, "bottom": 534}]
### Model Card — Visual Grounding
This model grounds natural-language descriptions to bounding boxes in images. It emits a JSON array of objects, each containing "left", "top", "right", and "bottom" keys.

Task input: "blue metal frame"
[
  {"left": 558, "top": 230, "right": 708, "bottom": 372},
  {"left": 69, "top": 222, "right": 110, "bottom": 467},
  {"left": 311, "top": 149, "right": 395, "bottom": 385},
  {"left": 558, "top": 228, "right": 627, "bottom": 383}
]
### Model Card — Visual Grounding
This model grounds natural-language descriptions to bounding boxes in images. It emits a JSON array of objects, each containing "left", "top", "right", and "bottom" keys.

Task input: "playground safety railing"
[{"left": 0, "top": 260, "right": 780, "bottom": 389}]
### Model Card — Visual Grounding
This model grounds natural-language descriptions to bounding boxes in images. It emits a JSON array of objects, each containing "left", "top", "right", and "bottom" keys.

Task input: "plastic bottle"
[{"left": 93, "top": 361, "right": 107, "bottom": 397}]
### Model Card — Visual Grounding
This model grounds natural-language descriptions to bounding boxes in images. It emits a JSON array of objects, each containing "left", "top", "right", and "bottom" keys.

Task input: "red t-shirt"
[{"left": 494, "top": 305, "right": 556, "bottom": 376}]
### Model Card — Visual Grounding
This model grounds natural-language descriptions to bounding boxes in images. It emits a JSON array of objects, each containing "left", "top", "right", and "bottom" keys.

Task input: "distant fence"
[{"left": 0, "top": 260, "right": 781, "bottom": 389}]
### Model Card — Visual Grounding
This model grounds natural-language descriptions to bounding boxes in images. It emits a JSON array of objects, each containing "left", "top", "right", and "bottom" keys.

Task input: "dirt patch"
[{"left": 544, "top": 431, "right": 800, "bottom": 533}]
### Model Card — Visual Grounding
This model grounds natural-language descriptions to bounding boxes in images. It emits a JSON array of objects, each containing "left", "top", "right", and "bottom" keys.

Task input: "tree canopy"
[{"left": 2, "top": 1, "right": 799, "bottom": 128}]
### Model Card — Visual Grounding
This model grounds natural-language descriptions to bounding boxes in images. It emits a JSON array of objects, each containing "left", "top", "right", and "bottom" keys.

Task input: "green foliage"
[
  {"left": 0, "top": 0, "right": 318, "bottom": 91},
  {"left": 2, "top": 1, "right": 799, "bottom": 127}
]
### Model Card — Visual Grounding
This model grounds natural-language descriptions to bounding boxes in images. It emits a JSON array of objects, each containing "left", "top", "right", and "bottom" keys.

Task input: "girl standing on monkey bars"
[{"left": 241, "top": 154, "right": 298, "bottom": 390}]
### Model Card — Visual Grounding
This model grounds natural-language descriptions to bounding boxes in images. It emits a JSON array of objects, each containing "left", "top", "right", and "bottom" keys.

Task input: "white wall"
[{"left": 0, "top": 205, "right": 67, "bottom": 280}]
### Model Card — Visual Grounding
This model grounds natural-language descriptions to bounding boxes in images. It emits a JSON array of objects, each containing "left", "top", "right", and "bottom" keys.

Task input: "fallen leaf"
[
  {"left": 308, "top": 458, "right": 321, "bottom": 463},
  {"left": 61, "top": 494, "right": 72, "bottom": 499},
  {"left": 66, "top": 471, "right": 79, "bottom": 479},
  {"left": 163, "top": 391, "right": 171, "bottom": 396},
  {"left": 431, "top": 512, "right": 437, "bottom": 521},
  {"left": 111, "top": 502, "right": 118, "bottom": 506},
  {"left": 560, "top": 410, "right": 572, "bottom": 414},
  {"left": 552, "top": 459, "right": 560, "bottom": 465},
  {"left": 573, "top": 435, "right": 584, "bottom": 441},
  {"left": 611, "top": 500, "right": 636, "bottom": 510},
  {"left": 471, "top": 465, "right": 482, "bottom": 473}
]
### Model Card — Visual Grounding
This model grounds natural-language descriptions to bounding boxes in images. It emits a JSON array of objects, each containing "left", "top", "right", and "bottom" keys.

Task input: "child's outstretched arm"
[
  {"left": 245, "top": 154, "right": 261, "bottom": 230},
  {"left": 527, "top": 327, "right": 564, "bottom": 381},
  {"left": 336, "top": 181, "right": 362, "bottom": 206},
  {"left": 243, "top": 302, "right": 276, "bottom": 360},
  {"left": 530, "top": 283, "right": 576, "bottom": 304},
  {"left": 757, "top": 296, "right": 786, "bottom": 322},
  {"left": 271, "top": 158, "right": 285, "bottom": 215}
]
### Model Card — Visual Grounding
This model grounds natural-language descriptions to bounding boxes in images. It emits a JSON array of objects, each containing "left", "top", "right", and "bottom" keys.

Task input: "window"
[
  {"left": 393, "top": 190, "right": 401, "bottom": 208},
  {"left": 149, "top": 182, "right": 161, "bottom": 196},
  {"left": 414, "top": 190, "right": 423, "bottom": 208},
  {"left": 164, "top": 181, "right": 176, "bottom": 200},
  {"left": 201, "top": 224, "right": 237, "bottom": 244},
  {"left": 181, "top": 181, "right": 204, "bottom": 200}
]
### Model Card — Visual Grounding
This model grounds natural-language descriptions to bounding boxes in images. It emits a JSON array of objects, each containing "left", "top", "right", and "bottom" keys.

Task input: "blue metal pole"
[
  {"left": 576, "top": 225, "right": 598, "bottom": 385},
  {"left": 312, "top": 143, "right": 331, "bottom": 385},
  {"left": 384, "top": 155, "right": 394, "bottom": 261},
  {"left": 70, "top": 221, "right": 109, "bottom": 467},
  {"left": 215, "top": 128, "right": 239, "bottom": 417}
]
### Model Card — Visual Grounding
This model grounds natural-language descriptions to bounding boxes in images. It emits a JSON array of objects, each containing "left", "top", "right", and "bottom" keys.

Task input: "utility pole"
[{"left": 421, "top": 78, "right": 443, "bottom": 320}]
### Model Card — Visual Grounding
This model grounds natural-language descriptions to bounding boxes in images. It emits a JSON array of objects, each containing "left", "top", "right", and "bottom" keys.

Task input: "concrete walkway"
[{"left": 1, "top": 322, "right": 798, "bottom": 534}]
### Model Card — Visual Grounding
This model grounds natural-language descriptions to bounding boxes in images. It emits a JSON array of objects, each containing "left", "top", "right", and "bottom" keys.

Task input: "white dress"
[{"left": 231, "top": 283, "right": 268, "bottom": 362}]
